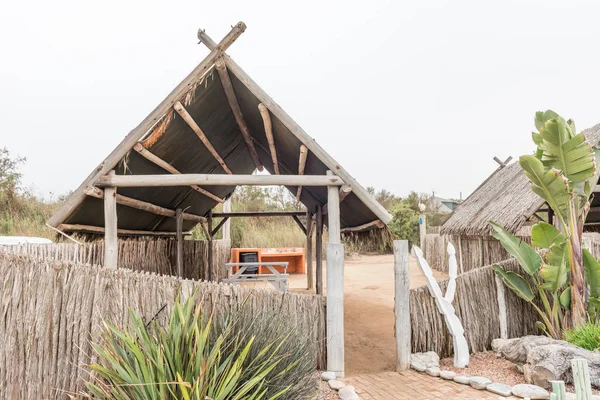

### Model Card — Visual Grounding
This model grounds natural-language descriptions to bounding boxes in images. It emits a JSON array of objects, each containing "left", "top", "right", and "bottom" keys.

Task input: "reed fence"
[
  {"left": 410, "top": 258, "right": 539, "bottom": 357},
  {"left": 0, "top": 238, "right": 230, "bottom": 282},
  {"left": 0, "top": 253, "right": 326, "bottom": 399}
]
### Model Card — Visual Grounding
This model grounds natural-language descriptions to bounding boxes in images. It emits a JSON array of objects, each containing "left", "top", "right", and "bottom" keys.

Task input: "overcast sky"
[{"left": 2, "top": 0, "right": 600, "bottom": 201}]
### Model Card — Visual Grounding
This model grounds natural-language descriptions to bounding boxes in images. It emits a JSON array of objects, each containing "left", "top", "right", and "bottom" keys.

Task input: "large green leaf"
[
  {"left": 531, "top": 221, "right": 566, "bottom": 249},
  {"left": 494, "top": 265, "right": 535, "bottom": 302},
  {"left": 559, "top": 287, "right": 571, "bottom": 309},
  {"left": 520, "top": 155, "right": 570, "bottom": 218},
  {"left": 583, "top": 248, "right": 600, "bottom": 298},
  {"left": 536, "top": 113, "right": 596, "bottom": 183},
  {"left": 489, "top": 221, "right": 542, "bottom": 276},
  {"left": 539, "top": 240, "right": 568, "bottom": 292}
]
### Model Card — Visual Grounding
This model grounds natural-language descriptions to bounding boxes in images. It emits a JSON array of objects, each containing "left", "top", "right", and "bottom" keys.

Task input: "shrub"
[
  {"left": 564, "top": 322, "right": 600, "bottom": 351},
  {"left": 84, "top": 292, "right": 317, "bottom": 399}
]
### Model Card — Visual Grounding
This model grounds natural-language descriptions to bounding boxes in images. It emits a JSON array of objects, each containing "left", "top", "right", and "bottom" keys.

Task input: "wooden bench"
[{"left": 223, "top": 262, "right": 289, "bottom": 292}]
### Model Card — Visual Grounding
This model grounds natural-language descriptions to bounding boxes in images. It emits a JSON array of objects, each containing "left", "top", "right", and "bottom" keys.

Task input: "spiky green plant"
[{"left": 83, "top": 292, "right": 317, "bottom": 399}]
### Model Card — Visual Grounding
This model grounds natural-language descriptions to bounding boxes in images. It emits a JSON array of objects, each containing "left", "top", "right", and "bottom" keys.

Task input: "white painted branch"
[
  {"left": 258, "top": 103, "right": 279, "bottom": 174},
  {"left": 412, "top": 246, "right": 470, "bottom": 368},
  {"left": 173, "top": 101, "right": 232, "bottom": 174},
  {"left": 96, "top": 173, "right": 345, "bottom": 188},
  {"left": 133, "top": 144, "right": 223, "bottom": 203},
  {"left": 445, "top": 243, "right": 457, "bottom": 302}
]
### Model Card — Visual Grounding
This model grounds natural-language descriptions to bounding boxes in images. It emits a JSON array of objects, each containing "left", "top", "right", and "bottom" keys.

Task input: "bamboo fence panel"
[
  {"left": 410, "top": 258, "right": 539, "bottom": 357},
  {"left": 0, "top": 253, "right": 326, "bottom": 399},
  {"left": 0, "top": 238, "right": 230, "bottom": 282}
]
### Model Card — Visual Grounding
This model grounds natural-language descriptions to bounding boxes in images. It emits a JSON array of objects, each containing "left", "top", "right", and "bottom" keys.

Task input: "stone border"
[{"left": 321, "top": 371, "right": 359, "bottom": 400}]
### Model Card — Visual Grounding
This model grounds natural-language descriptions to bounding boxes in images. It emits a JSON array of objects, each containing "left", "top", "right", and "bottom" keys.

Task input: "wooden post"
[
  {"left": 296, "top": 145, "right": 309, "bottom": 202},
  {"left": 207, "top": 209, "right": 213, "bottom": 281},
  {"left": 306, "top": 211, "right": 314, "bottom": 290},
  {"left": 394, "top": 240, "right": 410, "bottom": 371},
  {"left": 104, "top": 170, "right": 118, "bottom": 269},
  {"left": 315, "top": 205, "right": 323, "bottom": 295},
  {"left": 327, "top": 242, "right": 345, "bottom": 377},
  {"left": 223, "top": 197, "right": 232, "bottom": 241},
  {"left": 419, "top": 214, "right": 426, "bottom": 248},
  {"left": 176, "top": 208, "right": 184, "bottom": 278},
  {"left": 327, "top": 171, "right": 340, "bottom": 243},
  {"left": 495, "top": 274, "right": 508, "bottom": 339}
]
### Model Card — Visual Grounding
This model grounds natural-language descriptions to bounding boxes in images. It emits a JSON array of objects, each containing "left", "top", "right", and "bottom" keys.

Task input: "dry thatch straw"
[
  {"left": 441, "top": 123, "right": 600, "bottom": 237},
  {"left": 0, "top": 252, "right": 326, "bottom": 399}
]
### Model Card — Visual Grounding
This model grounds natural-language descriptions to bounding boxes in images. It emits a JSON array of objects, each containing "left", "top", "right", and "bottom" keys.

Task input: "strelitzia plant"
[{"left": 492, "top": 110, "right": 600, "bottom": 337}]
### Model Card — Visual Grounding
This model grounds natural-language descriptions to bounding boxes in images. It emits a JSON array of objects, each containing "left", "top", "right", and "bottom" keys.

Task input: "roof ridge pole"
[
  {"left": 173, "top": 101, "right": 233, "bottom": 174},
  {"left": 214, "top": 57, "right": 264, "bottom": 171},
  {"left": 47, "top": 22, "right": 246, "bottom": 228}
]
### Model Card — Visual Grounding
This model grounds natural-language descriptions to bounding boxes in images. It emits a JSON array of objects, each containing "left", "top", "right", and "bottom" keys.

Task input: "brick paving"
[{"left": 343, "top": 371, "right": 514, "bottom": 400}]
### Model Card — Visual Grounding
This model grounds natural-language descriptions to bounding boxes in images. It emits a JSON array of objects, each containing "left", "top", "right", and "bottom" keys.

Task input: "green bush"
[
  {"left": 84, "top": 292, "right": 317, "bottom": 399},
  {"left": 564, "top": 322, "right": 600, "bottom": 351}
]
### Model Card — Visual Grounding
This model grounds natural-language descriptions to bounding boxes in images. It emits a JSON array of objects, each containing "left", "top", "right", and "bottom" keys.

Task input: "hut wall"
[
  {"left": 0, "top": 252, "right": 326, "bottom": 399},
  {"left": 410, "top": 258, "right": 538, "bottom": 357},
  {"left": 0, "top": 238, "right": 230, "bottom": 282}
]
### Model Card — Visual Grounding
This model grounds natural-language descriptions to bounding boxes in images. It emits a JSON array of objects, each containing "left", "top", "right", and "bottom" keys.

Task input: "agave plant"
[
  {"left": 83, "top": 292, "right": 315, "bottom": 400},
  {"left": 492, "top": 110, "right": 600, "bottom": 336}
]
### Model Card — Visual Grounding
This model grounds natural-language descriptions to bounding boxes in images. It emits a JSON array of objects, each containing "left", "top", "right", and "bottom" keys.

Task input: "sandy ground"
[{"left": 241, "top": 253, "right": 446, "bottom": 377}]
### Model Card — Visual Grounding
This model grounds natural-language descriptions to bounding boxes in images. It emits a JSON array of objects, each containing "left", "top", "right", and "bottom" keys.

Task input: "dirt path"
[{"left": 287, "top": 253, "right": 447, "bottom": 376}]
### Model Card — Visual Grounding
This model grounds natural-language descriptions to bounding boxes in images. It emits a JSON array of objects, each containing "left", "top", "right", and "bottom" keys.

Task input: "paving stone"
[
  {"left": 425, "top": 367, "right": 440, "bottom": 377},
  {"left": 339, "top": 385, "right": 359, "bottom": 400},
  {"left": 469, "top": 376, "right": 492, "bottom": 390},
  {"left": 439, "top": 370, "right": 456, "bottom": 380},
  {"left": 321, "top": 371, "right": 336, "bottom": 381},
  {"left": 486, "top": 383, "right": 513, "bottom": 397},
  {"left": 511, "top": 383, "right": 550, "bottom": 399},
  {"left": 328, "top": 380, "right": 345, "bottom": 391}
]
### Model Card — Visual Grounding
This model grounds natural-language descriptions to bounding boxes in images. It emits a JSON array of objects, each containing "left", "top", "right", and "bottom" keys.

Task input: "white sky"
[{"left": 2, "top": 0, "right": 600, "bottom": 201}]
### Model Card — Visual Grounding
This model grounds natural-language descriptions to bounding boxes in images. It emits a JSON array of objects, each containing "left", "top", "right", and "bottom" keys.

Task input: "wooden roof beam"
[
  {"left": 258, "top": 103, "right": 280, "bottom": 174},
  {"left": 84, "top": 186, "right": 207, "bottom": 223},
  {"left": 133, "top": 143, "right": 223, "bottom": 203},
  {"left": 58, "top": 223, "right": 191, "bottom": 237},
  {"left": 341, "top": 219, "right": 385, "bottom": 233},
  {"left": 47, "top": 22, "right": 245, "bottom": 228},
  {"left": 214, "top": 58, "right": 264, "bottom": 171},
  {"left": 173, "top": 101, "right": 233, "bottom": 174},
  {"left": 295, "top": 145, "right": 308, "bottom": 203}
]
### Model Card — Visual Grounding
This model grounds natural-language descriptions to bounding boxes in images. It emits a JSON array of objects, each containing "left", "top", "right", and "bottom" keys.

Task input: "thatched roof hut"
[{"left": 441, "top": 122, "right": 600, "bottom": 237}]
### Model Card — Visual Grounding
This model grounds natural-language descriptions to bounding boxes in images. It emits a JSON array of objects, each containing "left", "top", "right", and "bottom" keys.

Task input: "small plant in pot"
[{"left": 491, "top": 110, "right": 600, "bottom": 338}]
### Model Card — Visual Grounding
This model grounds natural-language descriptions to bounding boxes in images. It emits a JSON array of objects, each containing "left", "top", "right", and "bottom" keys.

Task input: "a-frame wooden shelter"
[{"left": 48, "top": 22, "right": 393, "bottom": 377}]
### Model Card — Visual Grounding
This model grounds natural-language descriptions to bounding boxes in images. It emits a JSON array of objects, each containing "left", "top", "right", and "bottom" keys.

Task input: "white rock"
[
  {"left": 321, "top": 371, "right": 336, "bottom": 381},
  {"left": 511, "top": 384, "right": 549, "bottom": 399},
  {"left": 439, "top": 370, "right": 456, "bottom": 380},
  {"left": 426, "top": 367, "right": 441, "bottom": 377},
  {"left": 565, "top": 393, "right": 576, "bottom": 400},
  {"left": 410, "top": 360, "right": 427, "bottom": 372},
  {"left": 454, "top": 375, "right": 470, "bottom": 384},
  {"left": 486, "top": 383, "right": 513, "bottom": 397},
  {"left": 411, "top": 351, "right": 440, "bottom": 368},
  {"left": 328, "top": 380, "right": 345, "bottom": 391},
  {"left": 469, "top": 376, "right": 492, "bottom": 390},
  {"left": 339, "top": 386, "right": 359, "bottom": 400}
]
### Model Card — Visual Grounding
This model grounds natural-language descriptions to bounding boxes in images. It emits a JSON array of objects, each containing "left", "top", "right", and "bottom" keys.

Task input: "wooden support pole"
[
  {"left": 258, "top": 103, "right": 279, "bottom": 174},
  {"left": 48, "top": 23, "right": 246, "bottom": 228},
  {"left": 207, "top": 209, "right": 213, "bottom": 281},
  {"left": 85, "top": 186, "right": 206, "bottom": 223},
  {"left": 296, "top": 145, "right": 309, "bottom": 203},
  {"left": 212, "top": 211, "right": 306, "bottom": 217},
  {"left": 315, "top": 205, "right": 324, "bottom": 295},
  {"left": 173, "top": 101, "right": 233, "bottom": 174},
  {"left": 222, "top": 197, "right": 232, "bottom": 240},
  {"left": 327, "top": 171, "right": 341, "bottom": 244},
  {"left": 104, "top": 171, "right": 118, "bottom": 269},
  {"left": 133, "top": 144, "right": 223, "bottom": 203},
  {"left": 214, "top": 58, "right": 263, "bottom": 171},
  {"left": 326, "top": 242, "right": 345, "bottom": 378},
  {"left": 58, "top": 223, "right": 191, "bottom": 237},
  {"left": 322, "top": 184, "right": 352, "bottom": 216},
  {"left": 419, "top": 214, "right": 426, "bottom": 248},
  {"left": 176, "top": 208, "right": 184, "bottom": 278},
  {"left": 394, "top": 240, "right": 410, "bottom": 371},
  {"left": 211, "top": 217, "right": 230, "bottom": 237},
  {"left": 306, "top": 211, "right": 314, "bottom": 291},
  {"left": 97, "top": 173, "right": 344, "bottom": 188},
  {"left": 291, "top": 215, "right": 307, "bottom": 235},
  {"left": 340, "top": 219, "right": 385, "bottom": 233}
]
